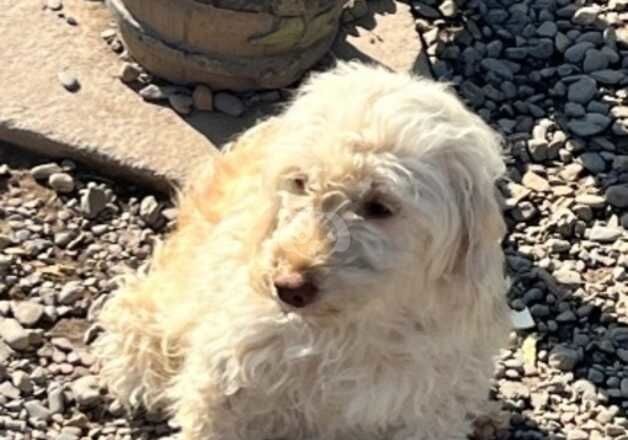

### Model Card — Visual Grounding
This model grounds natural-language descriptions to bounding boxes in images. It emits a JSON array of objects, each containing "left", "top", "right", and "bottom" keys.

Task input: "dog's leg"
[
  {"left": 174, "top": 397, "right": 240, "bottom": 440},
  {"left": 168, "top": 349, "right": 242, "bottom": 440},
  {"left": 95, "top": 275, "right": 182, "bottom": 412}
]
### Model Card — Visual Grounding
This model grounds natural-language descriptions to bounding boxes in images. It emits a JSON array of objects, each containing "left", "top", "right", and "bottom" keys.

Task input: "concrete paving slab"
[{"left": 0, "top": 0, "right": 220, "bottom": 192}]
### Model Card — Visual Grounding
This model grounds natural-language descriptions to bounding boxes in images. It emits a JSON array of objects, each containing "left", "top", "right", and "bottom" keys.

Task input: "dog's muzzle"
[{"left": 274, "top": 273, "right": 319, "bottom": 308}]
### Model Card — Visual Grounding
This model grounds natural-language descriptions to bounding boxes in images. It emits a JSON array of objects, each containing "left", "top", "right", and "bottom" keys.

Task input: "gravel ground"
[
  {"left": 3, "top": 0, "right": 628, "bottom": 439},
  {"left": 0, "top": 146, "right": 177, "bottom": 439},
  {"left": 410, "top": 0, "right": 628, "bottom": 439}
]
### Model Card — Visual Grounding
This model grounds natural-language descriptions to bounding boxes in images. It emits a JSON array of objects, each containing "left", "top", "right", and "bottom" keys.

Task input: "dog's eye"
[
  {"left": 362, "top": 200, "right": 394, "bottom": 219},
  {"left": 290, "top": 176, "right": 307, "bottom": 194}
]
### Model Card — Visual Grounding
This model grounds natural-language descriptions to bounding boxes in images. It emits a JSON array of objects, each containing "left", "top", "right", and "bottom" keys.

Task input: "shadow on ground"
[{"left": 409, "top": 0, "right": 628, "bottom": 438}]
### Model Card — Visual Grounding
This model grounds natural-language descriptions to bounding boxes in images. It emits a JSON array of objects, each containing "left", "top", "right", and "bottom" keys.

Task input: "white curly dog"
[{"left": 95, "top": 62, "right": 510, "bottom": 440}]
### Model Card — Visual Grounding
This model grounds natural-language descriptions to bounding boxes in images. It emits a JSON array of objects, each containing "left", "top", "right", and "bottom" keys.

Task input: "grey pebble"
[
  {"left": 500, "top": 380, "right": 530, "bottom": 400},
  {"left": 80, "top": 187, "right": 108, "bottom": 219},
  {"left": 556, "top": 310, "right": 577, "bottom": 322},
  {"left": 480, "top": 58, "right": 514, "bottom": 80},
  {"left": 0, "top": 318, "right": 32, "bottom": 351},
  {"left": 48, "top": 173, "right": 75, "bottom": 193},
  {"left": 565, "top": 102, "right": 586, "bottom": 117},
  {"left": 11, "top": 302, "right": 45, "bottom": 327},
  {"left": 547, "top": 239, "right": 570, "bottom": 253},
  {"left": 71, "top": 375, "right": 102, "bottom": 408},
  {"left": 567, "top": 429, "right": 589, "bottom": 440},
  {"left": 530, "top": 39, "right": 554, "bottom": 59},
  {"left": 460, "top": 81, "right": 485, "bottom": 106},
  {"left": 522, "top": 170, "right": 550, "bottom": 192},
  {"left": 54, "top": 231, "right": 75, "bottom": 247},
  {"left": 139, "top": 84, "right": 170, "bottom": 101},
  {"left": 548, "top": 345, "right": 579, "bottom": 371},
  {"left": 48, "top": 386, "right": 65, "bottom": 414},
  {"left": 413, "top": 3, "right": 440, "bottom": 18},
  {"left": 11, "top": 370, "right": 33, "bottom": 393},
  {"left": 587, "top": 368, "right": 605, "bottom": 384},
  {"left": 564, "top": 42, "right": 595, "bottom": 63},
  {"left": 504, "top": 47, "right": 528, "bottom": 59},
  {"left": 3, "top": 418, "right": 27, "bottom": 431},
  {"left": 567, "top": 77, "right": 597, "bottom": 104},
  {"left": 522, "top": 290, "right": 544, "bottom": 307},
  {"left": 486, "top": 41, "right": 503, "bottom": 58},
  {"left": 438, "top": 0, "right": 455, "bottom": 17},
  {"left": 57, "top": 71, "right": 80, "bottom": 92},
  {"left": 528, "top": 139, "right": 550, "bottom": 162},
  {"left": 578, "top": 31, "right": 604, "bottom": 45},
  {"left": 555, "top": 33, "right": 571, "bottom": 52},
  {"left": 606, "top": 184, "right": 628, "bottom": 208},
  {"left": 621, "top": 379, "right": 628, "bottom": 398},
  {"left": 0, "top": 381, "right": 20, "bottom": 399},
  {"left": 575, "top": 194, "right": 606, "bottom": 208},
  {"left": 572, "top": 6, "right": 600, "bottom": 25},
  {"left": 169, "top": 93, "right": 194, "bottom": 115},
  {"left": 613, "top": 155, "right": 628, "bottom": 171},
  {"left": 589, "top": 225, "right": 621, "bottom": 242},
  {"left": 578, "top": 152, "right": 606, "bottom": 173},
  {"left": 57, "top": 281, "right": 83, "bottom": 305},
  {"left": 24, "top": 400, "right": 52, "bottom": 421},
  {"left": 0, "top": 234, "right": 14, "bottom": 249},
  {"left": 530, "top": 304, "right": 551, "bottom": 318},
  {"left": 0, "top": 254, "right": 12, "bottom": 273},
  {"left": 192, "top": 84, "right": 213, "bottom": 111},
  {"left": 553, "top": 268, "right": 583, "bottom": 285},
  {"left": 486, "top": 9, "right": 508, "bottom": 24},
  {"left": 46, "top": 0, "right": 63, "bottom": 11},
  {"left": 583, "top": 49, "right": 609, "bottom": 73},
  {"left": 119, "top": 62, "right": 141, "bottom": 84},
  {"left": 573, "top": 379, "right": 597, "bottom": 401},
  {"left": 91, "top": 224, "right": 108, "bottom": 236},
  {"left": 214, "top": 92, "right": 245, "bottom": 117},
  {"left": 612, "top": 119, "right": 628, "bottom": 136},
  {"left": 568, "top": 113, "right": 611, "bottom": 137},
  {"left": 601, "top": 45, "right": 619, "bottom": 63},
  {"left": 590, "top": 69, "right": 625, "bottom": 84},
  {"left": 100, "top": 28, "right": 116, "bottom": 41},
  {"left": 31, "top": 163, "right": 62, "bottom": 180},
  {"left": 587, "top": 100, "right": 609, "bottom": 115},
  {"left": 537, "top": 21, "right": 558, "bottom": 37},
  {"left": 140, "top": 195, "right": 163, "bottom": 227}
]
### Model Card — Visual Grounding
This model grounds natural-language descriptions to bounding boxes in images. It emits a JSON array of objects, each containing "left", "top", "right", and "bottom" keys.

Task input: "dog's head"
[{"left": 183, "top": 63, "right": 506, "bottom": 321}]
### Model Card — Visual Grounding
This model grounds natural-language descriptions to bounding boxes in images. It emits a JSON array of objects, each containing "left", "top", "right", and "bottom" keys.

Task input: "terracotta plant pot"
[{"left": 107, "top": 0, "right": 345, "bottom": 91}]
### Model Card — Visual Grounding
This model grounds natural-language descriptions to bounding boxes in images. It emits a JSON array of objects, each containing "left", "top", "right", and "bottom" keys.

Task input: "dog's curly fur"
[{"left": 95, "top": 62, "right": 511, "bottom": 440}]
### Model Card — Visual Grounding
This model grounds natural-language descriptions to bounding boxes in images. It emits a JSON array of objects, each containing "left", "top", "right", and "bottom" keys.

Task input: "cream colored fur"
[{"left": 95, "top": 62, "right": 511, "bottom": 440}]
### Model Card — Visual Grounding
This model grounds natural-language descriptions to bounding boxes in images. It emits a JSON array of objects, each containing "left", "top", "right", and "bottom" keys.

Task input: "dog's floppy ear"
[
  {"left": 420, "top": 127, "right": 506, "bottom": 286},
  {"left": 176, "top": 118, "right": 281, "bottom": 228}
]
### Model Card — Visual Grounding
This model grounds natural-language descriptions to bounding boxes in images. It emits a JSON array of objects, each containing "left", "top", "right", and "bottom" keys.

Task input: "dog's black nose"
[{"left": 274, "top": 273, "right": 319, "bottom": 308}]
